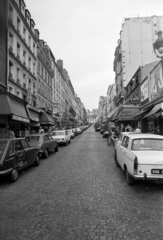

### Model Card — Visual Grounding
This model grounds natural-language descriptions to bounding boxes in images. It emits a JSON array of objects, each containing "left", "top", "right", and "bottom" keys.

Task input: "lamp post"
[{"left": 153, "top": 31, "right": 163, "bottom": 59}]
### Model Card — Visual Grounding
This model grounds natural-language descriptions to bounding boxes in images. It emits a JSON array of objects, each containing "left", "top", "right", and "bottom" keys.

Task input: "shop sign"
[
  {"left": 150, "top": 62, "right": 163, "bottom": 101},
  {"left": 141, "top": 79, "right": 148, "bottom": 103},
  {"left": 12, "top": 115, "right": 30, "bottom": 123}
]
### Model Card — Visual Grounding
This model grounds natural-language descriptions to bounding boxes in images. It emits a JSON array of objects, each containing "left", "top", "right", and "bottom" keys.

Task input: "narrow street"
[{"left": 1, "top": 126, "right": 163, "bottom": 240}]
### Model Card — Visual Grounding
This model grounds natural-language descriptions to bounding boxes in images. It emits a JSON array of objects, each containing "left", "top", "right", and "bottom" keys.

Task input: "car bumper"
[
  {"left": 133, "top": 173, "right": 163, "bottom": 181},
  {"left": 0, "top": 168, "right": 13, "bottom": 175}
]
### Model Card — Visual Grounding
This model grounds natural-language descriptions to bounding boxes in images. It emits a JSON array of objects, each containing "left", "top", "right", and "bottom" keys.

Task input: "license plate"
[{"left": 151, "top": 169, "right": 163, "bottom": 174}]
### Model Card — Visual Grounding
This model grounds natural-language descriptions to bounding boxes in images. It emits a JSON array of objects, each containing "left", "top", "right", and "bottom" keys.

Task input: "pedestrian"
[
  {"left": 39, "top": 127, "right": 44, "bottom": 134},
  {"left": 31, "top": 129, "right": 36, "bottom": 134},
  {"left": 25, "top": 128, "right": 29, "bottom": 136},
  {"left": 8, "top": 129, "right": 15, "bottom": 138},
  {"left": 135, "top": 125, "right": 141, "bottom": 133}
]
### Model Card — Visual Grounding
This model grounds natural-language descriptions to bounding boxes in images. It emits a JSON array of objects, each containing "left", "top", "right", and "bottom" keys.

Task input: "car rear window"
[
  {"left": 132, "top": 138, "right": 163, "bottom": 151},
  {"left": 0, "top": 141, "right": 7, "bottom": 159},
  {"left": 25, "top": 136, "right": 41, "bottom": 142},
  {"left": 52, "top": 132, "right": 65, "bottom": 136}
]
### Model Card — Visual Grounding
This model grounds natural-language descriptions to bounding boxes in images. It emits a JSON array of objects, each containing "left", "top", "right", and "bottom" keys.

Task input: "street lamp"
[{"left": 153, "top": 31, "right": 163, "bottom": 59}]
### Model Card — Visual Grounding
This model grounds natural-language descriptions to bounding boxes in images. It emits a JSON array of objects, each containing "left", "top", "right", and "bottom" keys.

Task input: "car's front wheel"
[
  {"left": 44, "top": 149, "right": 49, "bottom": 158},
  {"left": 126, "top": 168, "right": 135, "bottom": 185},
  {"left": 34, "top": 155, "right": 40, "bottom": 166},
  {"left": 9, "top": 168, "right": 19, "bottom": 183}
]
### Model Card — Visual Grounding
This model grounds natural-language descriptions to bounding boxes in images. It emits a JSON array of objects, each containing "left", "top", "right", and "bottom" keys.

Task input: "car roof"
[{"left": 126, "top": 133, "right": 163, "bottom": 140}]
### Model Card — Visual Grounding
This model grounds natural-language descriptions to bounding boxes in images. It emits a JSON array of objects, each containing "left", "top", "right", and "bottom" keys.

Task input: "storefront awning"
[
  {"left": 40, "top": 112, "right": 54, "bottom": 125},
  {"left": 116, "top": 105, "right": 140, "bottom": 121},
  {"left": 0, "top": 94, "right": 30, "bottom": 123},
  {"left": 28, "top": 109, "right": 39, "bottom": 122},
  {"left": 110, "top": 106, "right": 123, "bottom": 121},
  {"left": 143, "top": 102, "right": 163, "bottom": 118}
]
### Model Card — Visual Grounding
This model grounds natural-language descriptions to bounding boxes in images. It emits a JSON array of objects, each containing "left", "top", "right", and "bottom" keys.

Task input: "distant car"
[
  {"left": 76, "top": 127, "right": 82, "bottom": 134},
  {"left": 67, "top": 129, "right": 75, "bottom": 139},
  {"left": 51, "top": 130, "right": 71, "bottom": 145},
  {"left": 115, "top": 133, "right": 163, "bottom": 185},
  {"left": 0, "top": 138, "right": 40, "bottom": 182},
  {"left": 25, "top": 133, "right": 58, "bottom": 159}
]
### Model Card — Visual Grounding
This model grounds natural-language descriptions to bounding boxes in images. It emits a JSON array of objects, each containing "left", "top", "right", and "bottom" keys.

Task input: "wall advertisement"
[{"left": 150, "top": 62, "right": 163, "bottom": 101}]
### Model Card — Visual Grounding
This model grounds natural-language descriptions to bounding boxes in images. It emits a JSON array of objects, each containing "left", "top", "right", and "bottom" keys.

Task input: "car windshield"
[
  {"left": 52, "top": 132, "right": 65, "bottom": 136},
  {"left": 131, "top": 138, "right": 163, "bottom": 151},
  {"left": 0, "top": 140, "right": 7, "bottom": 159},
  {"left": 25, "top": 136, "right": 41, "bottom": 142}
]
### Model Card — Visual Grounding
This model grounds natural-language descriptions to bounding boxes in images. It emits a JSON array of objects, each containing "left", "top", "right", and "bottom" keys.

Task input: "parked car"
[
  {"left": 51, "top": 130, "right": 71, "bottom": 145},
  {"left": 25, "top": 133, "right": 58, "bottom": 159},
  {"left": 76, "top": 127, "right": 82, "bottom": 134},
  {"left": 67, "top": 129, "right": 75, "bottom": 139},
  {"left": 0, "top": 138, "right": 40, "bottom": 182},
  {"left": 114, "top": 133, "right": 163, "bottom": 185}
]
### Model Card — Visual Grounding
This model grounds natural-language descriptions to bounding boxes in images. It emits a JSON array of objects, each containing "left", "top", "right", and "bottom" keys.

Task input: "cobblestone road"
[{"left": 1, "top": 126, "right": 163, "bottom": 240}]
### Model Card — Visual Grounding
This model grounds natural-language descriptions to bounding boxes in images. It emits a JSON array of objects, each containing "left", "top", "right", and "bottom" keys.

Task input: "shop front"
[
  {"left": 26, "top": 105, "right": 40, "bottom": 133},
  {"left": 0, "top": 93, "right": 30, "bottom": 138},
  {"left": 142, "top": 102, "right": 163, "bottom": 134},
  {"left": 39, "top": 110, "right": 54, "bottom": 132}
]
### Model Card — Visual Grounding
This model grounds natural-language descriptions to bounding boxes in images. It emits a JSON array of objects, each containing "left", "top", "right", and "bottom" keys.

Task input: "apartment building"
[{"left": 114, "top": 16, "right": 163, "bottom": 107}]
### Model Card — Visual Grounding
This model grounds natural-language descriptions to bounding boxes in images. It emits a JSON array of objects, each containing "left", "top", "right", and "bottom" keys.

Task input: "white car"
[
  {"left": 115, "top": 133, "right": 163, "bottom": 185},
  {"left": 51, "top": 130, "right": 71, "bottom": 146},
  {"left": 67, "top": 129, "right": 75, "bottom": 139}
]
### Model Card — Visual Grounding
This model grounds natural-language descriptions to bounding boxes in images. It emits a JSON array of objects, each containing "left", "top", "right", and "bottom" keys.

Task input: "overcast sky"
[{"left": 26, "top": 0, "right": 163, "bottom": 111}]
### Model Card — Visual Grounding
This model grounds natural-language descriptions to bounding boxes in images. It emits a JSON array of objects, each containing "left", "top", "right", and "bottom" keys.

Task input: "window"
[
  {"left": 21, "top": 140, "right": 29, "bottom": 149},
  {"left": 33, "top": 62, "right": 35, "bottom": 74},
  {"left": 17, "top": 42, "right": 20, "bottom": 58},
  {"left": 9, "top": 86, "right": 13, "bottom": 94},
  {"left": 23, "top": 27, "right": 26, "bottom": 40},
  {"left": 8, "top": 141, "right": 14, "bottom": 155},
  {"left": 16, "top": 90, "right": 21, "bottom": 98},
  {"left": 9, "top": 61, "right": 13, "bottom": 77},
  {"left": 28, "top": 35, "right": 31, "bottom": 49},
  {"left": 28, "top": 57, "right": 31, "bottom": 70},
  {"left": 23, "top": 73, "right": 26, "bottom": 86},
  {"left": 9, "top": 32, "right": 13, "bottom": 49},
  {"left": 17, "top": 17, "right": 20, "bottom": 32},
  {"left": 17, "top": 67, "right": 20, "bottom": 80},
  {"left": 121, "top": 136, "right": 129, "bottom": 148},
  {"left": 23, "top": 50, "right": 26, "bottom": 63},
  {"left": 33, "top": 43, "right": 35, "bottom": 55},
  {"left": 38, "top": 62, "right": 40, "bottom": 74},
  {"left": 9, "top": 4, "right": 13, "bottom": 21}
]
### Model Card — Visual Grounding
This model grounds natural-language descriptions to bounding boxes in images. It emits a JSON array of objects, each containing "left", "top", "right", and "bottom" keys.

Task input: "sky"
[{"left": 26, "top": 0, "right": 163, "bottom": 111}]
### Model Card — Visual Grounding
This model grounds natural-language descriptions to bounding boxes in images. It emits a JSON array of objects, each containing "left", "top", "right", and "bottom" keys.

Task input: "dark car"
[
  {"left": 25, "top": 133, "right": 58, "bottom": 159},
  {"left": 0, "top": 138, "right": 40, "bottom": 182}
]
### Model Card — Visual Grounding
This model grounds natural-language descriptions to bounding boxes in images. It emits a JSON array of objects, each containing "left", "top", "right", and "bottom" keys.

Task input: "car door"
[
  {"left": 14, "top": 140, "right": 27, "bottom": 170},
  {"left": 119, "top": 136, "right": 129, "bottom": 170},
  {"left": 47, "top": 134, "right": 55, "bottom": 151},
  {"left": 20, "top": 139, "right": 36, "bottom": 166}
]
